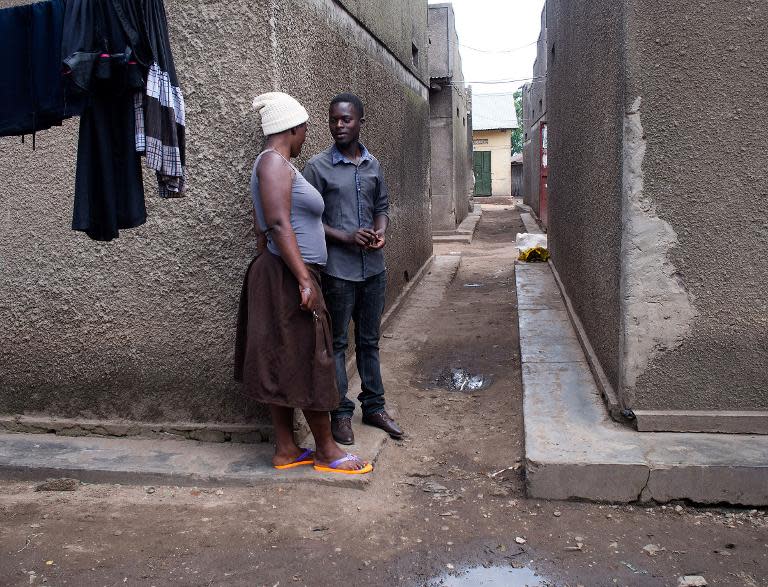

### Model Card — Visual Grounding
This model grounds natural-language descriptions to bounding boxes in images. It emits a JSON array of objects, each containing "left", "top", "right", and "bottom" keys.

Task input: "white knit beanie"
[{"left": 252, "top": 92, "right": 309, "bottom": 136}]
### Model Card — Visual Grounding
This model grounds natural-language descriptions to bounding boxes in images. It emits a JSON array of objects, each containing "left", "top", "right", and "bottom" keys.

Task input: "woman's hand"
[{"left": 299, "top": 281, "right": 319, "bottom": 312}]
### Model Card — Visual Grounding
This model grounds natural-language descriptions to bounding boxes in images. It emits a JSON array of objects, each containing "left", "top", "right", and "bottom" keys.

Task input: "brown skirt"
[{"left": 234, "top": 251, "right": 339, "bottom": 411}]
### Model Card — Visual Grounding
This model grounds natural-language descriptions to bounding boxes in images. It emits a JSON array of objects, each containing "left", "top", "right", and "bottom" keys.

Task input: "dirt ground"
[{"left": 1, "top": 208, "right": 766, "bottom": 587}]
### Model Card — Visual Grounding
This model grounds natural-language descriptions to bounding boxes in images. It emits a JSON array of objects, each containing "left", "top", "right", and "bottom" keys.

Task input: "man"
[{"left": 303, "top": 93, "right": 404, "bottom": 445}]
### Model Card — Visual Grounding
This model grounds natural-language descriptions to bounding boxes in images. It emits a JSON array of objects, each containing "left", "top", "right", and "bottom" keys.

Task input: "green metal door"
[{"left": 473, "top": 151, "right": 491, "bottom": 196}]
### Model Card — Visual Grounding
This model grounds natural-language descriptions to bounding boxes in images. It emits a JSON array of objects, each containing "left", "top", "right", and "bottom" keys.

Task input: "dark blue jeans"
[{"left": 322, "top": 271, "right": 387, "bottom": 420}]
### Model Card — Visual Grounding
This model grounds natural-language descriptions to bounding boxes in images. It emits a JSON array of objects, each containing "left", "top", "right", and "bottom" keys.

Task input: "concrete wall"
[
  {"left": 428, "top": 3, "right": 471, "bottom": 231},
  {"left": 427, "top": 3, "right": 452, "bottom": 80},
  {"left": 522, "top": 8, "right": 547, "bottom": 216},
  {"left": 546, "top": 0, "right": 768, "bottom": 432},
  {"left": 473, "top": 130, "right": 512, "bottom": 197},
  {"left": 522, "top": 85, "right": 533, "bottom": 206},
  {"left": 0, "top": 0, "right": 432, "bottom": 427},
  {"left": 523, "top": 115, "right": 544, "bottom": 216}
]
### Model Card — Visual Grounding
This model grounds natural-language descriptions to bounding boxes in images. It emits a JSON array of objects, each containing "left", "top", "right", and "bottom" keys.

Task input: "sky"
[{"left": 427, "top": 0, "right": 546, "bottom": 95}]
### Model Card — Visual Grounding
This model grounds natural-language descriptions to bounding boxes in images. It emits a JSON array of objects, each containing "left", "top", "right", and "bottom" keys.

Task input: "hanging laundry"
[
  {"left": 63, "top": 0, "right": 151, "bottom": 241},
  {"left": 137, "top": 0, "right": 187, "bottom": 198},
  {"left": 0, "top": 0, "right": 84, "bottom": 142},
  {"left": 2, "top": 0, "right": 186, "bottom": 241}
]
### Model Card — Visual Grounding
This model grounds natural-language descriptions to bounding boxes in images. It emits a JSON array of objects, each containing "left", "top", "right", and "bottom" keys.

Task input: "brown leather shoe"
[
  {"left": 362, "top": 411, "right": 403, "bottom": 439},
  {"left": 331, "top": 417, "right": 354, "bottom": 445}
]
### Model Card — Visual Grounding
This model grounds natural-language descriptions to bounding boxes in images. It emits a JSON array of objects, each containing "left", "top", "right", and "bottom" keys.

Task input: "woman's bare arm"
[{"left": 257, "top": 153, "right": 318, "bottom": 311}]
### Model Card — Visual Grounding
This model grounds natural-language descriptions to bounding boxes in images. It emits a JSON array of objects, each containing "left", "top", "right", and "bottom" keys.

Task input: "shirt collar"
[{"left": 331, "top": 142, "right": 372, "bottom": 166}]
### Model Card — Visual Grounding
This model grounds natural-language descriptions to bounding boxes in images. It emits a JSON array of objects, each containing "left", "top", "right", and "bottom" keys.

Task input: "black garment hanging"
[
  {"left": 139, "top": 0, "right": 187, "bottom": 198},
  {"left": 0, "top": 0, "right": 83, "bottom": 140},
  {"left": 63, "top": 0, "right": 150, "bottom": 241}
]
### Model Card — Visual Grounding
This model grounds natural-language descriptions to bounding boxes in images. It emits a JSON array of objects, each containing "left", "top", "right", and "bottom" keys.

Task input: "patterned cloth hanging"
[{"left": 135, "top": 0, "right": 187, "bottom": 198}]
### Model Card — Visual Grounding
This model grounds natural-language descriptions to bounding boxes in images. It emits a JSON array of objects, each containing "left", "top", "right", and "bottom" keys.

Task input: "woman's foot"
[
  {"left": 272, "top": 445, "right": 310, "bottom": 468},
  {"left": 313, "top": 446, "right": 370, "bottom": 472},
  {"left": 301, "top": 409, "right": 372, "bottom": 474},
  {"left": 314, "top": 447, "right": 373, "bottom": 474}
]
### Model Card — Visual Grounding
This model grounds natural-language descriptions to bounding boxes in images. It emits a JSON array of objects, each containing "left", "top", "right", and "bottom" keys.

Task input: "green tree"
[{"left": 511, "top": 89, "right": 523, "bottom": 155}]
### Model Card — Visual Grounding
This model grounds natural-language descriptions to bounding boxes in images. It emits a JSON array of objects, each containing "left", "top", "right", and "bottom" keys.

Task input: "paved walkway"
[{"left": 1, "top": 208, "right": 766, "bottom": 587}]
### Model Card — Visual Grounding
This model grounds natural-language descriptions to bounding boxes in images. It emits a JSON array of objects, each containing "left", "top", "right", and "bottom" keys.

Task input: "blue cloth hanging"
[{"left": 0, "top": 0, "right": 83, "bottom": 140}]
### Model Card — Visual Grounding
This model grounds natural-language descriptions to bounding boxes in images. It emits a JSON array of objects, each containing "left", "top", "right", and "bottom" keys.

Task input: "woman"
[{"left": 235, "top": 92, "right": 371, "bottom": 475}]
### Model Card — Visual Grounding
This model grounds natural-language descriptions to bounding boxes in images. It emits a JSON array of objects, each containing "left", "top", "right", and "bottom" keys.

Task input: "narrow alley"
[{"left": 1, "top": 206, "right": 765, "bottom": 587}]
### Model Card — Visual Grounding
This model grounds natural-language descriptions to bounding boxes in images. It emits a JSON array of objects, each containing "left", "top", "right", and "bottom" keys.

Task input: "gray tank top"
[{"left": 251, "top": 149, "right": 327, "bottom": 266}]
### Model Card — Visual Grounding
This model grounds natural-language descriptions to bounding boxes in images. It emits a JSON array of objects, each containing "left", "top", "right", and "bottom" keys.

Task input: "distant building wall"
[
  {"left": 473, "top": 130, "right": 512, "bottom": 197},
  {"left": 428, "top": 3, "right": 471, "bottom": 231},
  {"left": 511, "top": 163, "right": 523, "bottom": 197},
  {"left": 522, "top": 85, "right": 534, "bottom": 206},
  {"left": 0, "top": 0, "right": 432, "bottom": 428},
  {"left": 546, "top": 0, "right": 768, "bottom": 433},
  {"left": 465, "top": 87, "right": 474, "bottom": 203}
]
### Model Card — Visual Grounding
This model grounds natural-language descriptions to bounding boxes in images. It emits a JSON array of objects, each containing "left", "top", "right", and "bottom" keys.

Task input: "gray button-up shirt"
[{"left": 303, "top": 144, "right": 389, "bottom": 282}]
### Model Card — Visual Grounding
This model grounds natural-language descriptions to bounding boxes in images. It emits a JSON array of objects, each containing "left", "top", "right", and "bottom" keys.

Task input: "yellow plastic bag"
[{"left": 518, "top": 246, "right": 550, "bottom": 263}]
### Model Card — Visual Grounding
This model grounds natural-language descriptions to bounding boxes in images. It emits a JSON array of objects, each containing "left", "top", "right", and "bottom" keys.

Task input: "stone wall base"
[{"left": 0, "top": 416, "right": 273, "bottom": 444}]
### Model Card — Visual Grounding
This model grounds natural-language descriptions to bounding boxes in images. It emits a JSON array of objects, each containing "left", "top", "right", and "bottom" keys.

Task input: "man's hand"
[
  {"left": 350, "top": 228, "right": 377, "bottom": 248},
  {"left": 368, "top": 228, "right": 386, "bottom": 250}
]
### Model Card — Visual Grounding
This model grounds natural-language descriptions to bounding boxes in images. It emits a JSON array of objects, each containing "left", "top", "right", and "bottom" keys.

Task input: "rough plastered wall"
[
  {"left": 621, "top": 0, "right": 768, "bottom": 413},
  {"left": 545, "top": 0, "right": 625, "bottom": 392},
  {"left": 0, "top": 0, "right": 431, "bottom": 425},
  {"left": 337, "top": 0, "right": 428, "bottom": 84}
]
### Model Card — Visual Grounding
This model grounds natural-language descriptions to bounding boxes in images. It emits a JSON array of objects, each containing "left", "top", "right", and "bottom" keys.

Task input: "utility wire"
[
  {"left": 451, "top": 39, "right": 539, "bottom": 54},
  {"left": 445, "top": 75, "right": 546, "bottom": 87}
]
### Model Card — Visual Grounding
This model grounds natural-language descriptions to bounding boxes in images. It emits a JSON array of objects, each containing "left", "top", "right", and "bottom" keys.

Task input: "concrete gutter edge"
[
  {"left": 381, "top": 253, "right": 437, "bottom": 334},
  {"left": 549, "top": 261, "right": 624, "bottom": 419},
  {"left": 432, "top": 208, "right": 482, "bottom": 243},
  {"left": 518, "top": 262, "right": 768, "bottom": 506}
]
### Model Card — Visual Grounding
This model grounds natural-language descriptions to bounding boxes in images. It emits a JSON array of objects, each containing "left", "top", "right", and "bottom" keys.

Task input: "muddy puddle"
[
  {"left": 428, "top": 564, "right": 546, "bottom": 586},
  {"left": 432, "top": 367, "right": 493, "bottom": 393}
]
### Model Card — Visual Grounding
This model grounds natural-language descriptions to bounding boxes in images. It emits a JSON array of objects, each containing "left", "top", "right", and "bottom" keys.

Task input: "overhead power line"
[
  {"left": 453, "top": 39, "right": 539, "bottom": 54},
  {"left": 445, "top": 75, "right": 547, "bottom": 86}
]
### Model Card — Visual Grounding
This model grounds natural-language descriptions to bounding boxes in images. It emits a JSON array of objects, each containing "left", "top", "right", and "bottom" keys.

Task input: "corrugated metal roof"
[{"left": 472, "top": 92, "right": 519, "bottom": 131}]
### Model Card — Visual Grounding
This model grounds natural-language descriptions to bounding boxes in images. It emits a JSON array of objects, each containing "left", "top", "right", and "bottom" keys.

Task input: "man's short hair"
[{"left": 330, "top": 93, "right": 364, "bottom": 118}]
